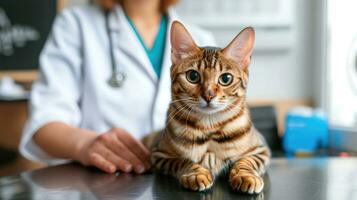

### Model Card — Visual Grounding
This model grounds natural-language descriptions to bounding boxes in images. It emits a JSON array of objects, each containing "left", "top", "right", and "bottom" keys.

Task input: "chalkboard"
[{"left": 0, "top": 0, "right": 57, "bottom": 70}]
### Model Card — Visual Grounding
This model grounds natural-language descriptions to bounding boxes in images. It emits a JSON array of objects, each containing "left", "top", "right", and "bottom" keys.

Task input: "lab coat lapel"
[
  {"left": 158, "top": 9, "right": 179, "bottom": 89},
  {"left": 110, "top": 6, "right": 179, "bottom": 131},
  {"left": 151, "top": 9, "right": 180, "bottom": 130},
  {"left": 112, "top": 6, "right": 158, "bottom": 84}
]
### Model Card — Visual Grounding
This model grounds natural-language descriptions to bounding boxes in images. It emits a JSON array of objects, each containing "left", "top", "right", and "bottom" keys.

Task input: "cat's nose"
[{"left": 202, "top": 91, "right": 217, "bottom": 103}]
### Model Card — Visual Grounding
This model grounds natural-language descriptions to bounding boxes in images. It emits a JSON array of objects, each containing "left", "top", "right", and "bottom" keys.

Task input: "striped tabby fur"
[{"left": 146, "top": 21, "right": 271, "bottom": 194}]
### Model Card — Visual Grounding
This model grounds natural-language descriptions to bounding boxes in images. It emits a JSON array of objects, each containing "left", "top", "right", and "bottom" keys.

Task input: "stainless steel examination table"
[{"left": 0, "top": 158, "right": 356, "bottom": 200}]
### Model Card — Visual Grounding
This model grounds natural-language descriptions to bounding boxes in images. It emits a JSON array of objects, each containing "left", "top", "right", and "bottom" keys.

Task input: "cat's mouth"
[
  {"left": 197, "top": 97, "right": 225, "bottom": 113},
  {"left": 201, "top": 104, "right": 215, "bottom": 110},
  {"left": 197, "top": 104, "right": 225, "bottom": 115}
]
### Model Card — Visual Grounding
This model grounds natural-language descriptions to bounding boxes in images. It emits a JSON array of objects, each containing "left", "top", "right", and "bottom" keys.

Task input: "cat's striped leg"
[
  {"left": 152, "top": 151, "right": 214, "bottom": 191},
  {"left": 229, "top": 145, "right": 270, "bottom": 194}
]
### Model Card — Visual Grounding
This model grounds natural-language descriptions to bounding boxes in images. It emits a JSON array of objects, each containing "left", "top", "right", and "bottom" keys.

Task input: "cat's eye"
[
  {"left": 219, "top": 73, "right": 234, "bottom": 86},
  {"left": 186, "top": 70, "right": 201, "bottom": 84}
]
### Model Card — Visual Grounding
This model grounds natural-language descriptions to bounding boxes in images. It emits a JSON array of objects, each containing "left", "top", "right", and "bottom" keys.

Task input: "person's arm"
[
  {"left": 20, "top": 8, "right": 149, "bottom": 173},
  {"left": 33, "top": 122, "right": 96, "bottom": 162},
  {"left": 34, "top": 122, "right": 151, "bottom": 174},
  {"left": 19, "top": 8, "right": 84, "bottom": 164}
]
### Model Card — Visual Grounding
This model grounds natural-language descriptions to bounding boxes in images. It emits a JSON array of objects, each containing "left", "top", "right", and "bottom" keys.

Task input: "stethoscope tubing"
[{"left": 105, "top": 9, "right": 125, "bottom": 88}]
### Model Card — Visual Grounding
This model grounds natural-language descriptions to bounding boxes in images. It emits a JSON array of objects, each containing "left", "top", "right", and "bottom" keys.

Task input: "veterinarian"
[{"left": 19, "top": 0, "right": 215, "bottom": 174}]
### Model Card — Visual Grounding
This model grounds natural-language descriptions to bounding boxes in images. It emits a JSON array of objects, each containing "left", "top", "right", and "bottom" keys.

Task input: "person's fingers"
[
  {"left": 89, "top": 152, "right": 116, "bottom": 174},
  {"left": 95, "top": 139, "right": 133, "bottom": 173},
  {"left": 105, "top": 136, "right": 147, "bottom": 174},
  {"left": 112, "top": 128, "right": 151, "bottom": 167}
]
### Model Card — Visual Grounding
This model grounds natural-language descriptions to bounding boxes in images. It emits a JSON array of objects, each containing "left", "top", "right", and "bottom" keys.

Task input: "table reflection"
[
  {"left": 0, "top": 163, "right": 270, "bottom": 200},
  {"left": 3, "top": 158, "right": 357, "bottom": 200}
]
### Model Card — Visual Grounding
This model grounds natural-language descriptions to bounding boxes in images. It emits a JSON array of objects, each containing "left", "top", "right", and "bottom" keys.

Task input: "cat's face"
[{"left": 170, "top": 21, "right": 255, "bottom": 115}]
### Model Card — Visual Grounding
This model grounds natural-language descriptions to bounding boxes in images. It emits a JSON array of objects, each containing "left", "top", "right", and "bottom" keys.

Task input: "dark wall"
[{"left": 0, "top": 0, "right": 57, "bottom": 70}]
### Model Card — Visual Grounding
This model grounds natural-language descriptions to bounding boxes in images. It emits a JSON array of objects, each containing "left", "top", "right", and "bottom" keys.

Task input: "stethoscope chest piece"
[{"left": 108, "top": 72, "right": 125, "bottom": 88}]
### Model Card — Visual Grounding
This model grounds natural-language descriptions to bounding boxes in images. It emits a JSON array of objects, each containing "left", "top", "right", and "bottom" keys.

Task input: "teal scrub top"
[{"left": 126, "top": 14, "right": 168, "bottom": 78}]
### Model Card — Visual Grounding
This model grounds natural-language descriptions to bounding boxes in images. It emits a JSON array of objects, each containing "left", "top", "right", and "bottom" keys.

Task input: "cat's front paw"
[
  {"left": 230, "top": 172, "right": 264, "bottom": 194},
  {"left": 180, "top": 164, "right": 214, "bottom": 191}
]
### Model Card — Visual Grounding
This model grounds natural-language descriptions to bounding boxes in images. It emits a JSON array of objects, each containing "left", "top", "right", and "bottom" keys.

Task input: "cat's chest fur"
[
  {"left": 177, "top": 137, "right": 248, "bottom": 175},
  {"left": 179, "top": 131, "right": 250, "bottom": 162},
  {"left": 165, "top": 104, "right": 255, "bottom": 174}
]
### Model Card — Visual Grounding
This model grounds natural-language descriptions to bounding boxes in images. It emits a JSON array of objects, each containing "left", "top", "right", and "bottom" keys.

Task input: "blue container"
[{"left": 283, "top": 107, "right": 328, "bottom": 154}]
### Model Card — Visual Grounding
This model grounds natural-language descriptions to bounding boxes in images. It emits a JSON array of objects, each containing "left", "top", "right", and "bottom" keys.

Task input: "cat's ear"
[
  {"left": 170, "top": 21, "right": 199, "bottom": 65},
  {"left": 222, "top": 27, "right": 255, "bottom": 70}
]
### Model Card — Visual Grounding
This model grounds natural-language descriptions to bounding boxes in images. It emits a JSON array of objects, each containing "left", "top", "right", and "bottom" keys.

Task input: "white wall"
[
  {"left": 177, "top": 0, "right": 317, "bottom": 101},
  {"left": 66, "top": 0, "right": 318, "bottom": 102}
]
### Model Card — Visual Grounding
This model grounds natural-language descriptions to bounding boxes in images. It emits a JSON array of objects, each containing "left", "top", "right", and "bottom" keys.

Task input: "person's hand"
[{"left": 75, "top": 128, "right": 151, "bottom": 174}]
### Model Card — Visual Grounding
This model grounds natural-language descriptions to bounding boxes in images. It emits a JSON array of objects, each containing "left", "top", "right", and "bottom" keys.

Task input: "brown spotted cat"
[{"left": 146, "top": 21, "right": 271, "bottom": 194}]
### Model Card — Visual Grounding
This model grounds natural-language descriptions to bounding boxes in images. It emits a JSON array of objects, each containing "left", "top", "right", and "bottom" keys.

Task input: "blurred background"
[{"left": 1, "top": 0, "right": 356, "bottom": 176}]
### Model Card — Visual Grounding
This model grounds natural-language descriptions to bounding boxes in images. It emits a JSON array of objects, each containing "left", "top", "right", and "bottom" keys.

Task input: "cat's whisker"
[
  {"left": 165, "top": 103, "right": 190, "bottom": 126},
  {"left": 165, "top": 106, "right": 195, "bottom": 138},
  {"left": 165, "top": 101, "right": 199, "bottom": 128},
  {"left": 166, "top": 103, "right": 186, "bottom": 119},
  {"left": 170, "top": 99, "right": 198, "bottom": 107},
  {"left": 184, "top": 105, "right": 194, "bottom": 135},
  {"left": 170, "top": 98, "right": 197, "bottom": 103},
  {"left": 172, "top": 104, "right": 192, "bottom": 123},
  {"left": 171, "top": 96, "right": 197, "bottom": 101}
]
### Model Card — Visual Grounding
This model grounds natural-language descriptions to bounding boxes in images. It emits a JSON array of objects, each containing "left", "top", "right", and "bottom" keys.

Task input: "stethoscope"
[{"left": 105, "top": 9, "right": 126, "bottom": 88}]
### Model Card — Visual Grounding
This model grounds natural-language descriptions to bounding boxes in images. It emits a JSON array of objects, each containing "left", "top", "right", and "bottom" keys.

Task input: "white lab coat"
[{"left": 19, "top": 4, "right": 215, "bottom": 164}]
